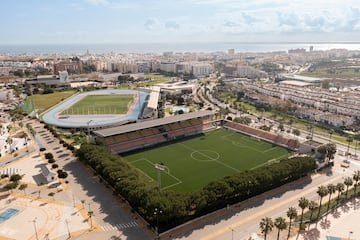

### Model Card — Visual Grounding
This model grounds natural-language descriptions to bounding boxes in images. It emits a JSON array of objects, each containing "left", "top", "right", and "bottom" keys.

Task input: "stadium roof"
[
  {"left": 147, "top": 86, "right": 160, "bottom": 109},
  {"left": 280, "top": 74, "right": 322, "bottom": 83},
  {"left": 94, "top": 110, "right": 214, "bottom": 137}
]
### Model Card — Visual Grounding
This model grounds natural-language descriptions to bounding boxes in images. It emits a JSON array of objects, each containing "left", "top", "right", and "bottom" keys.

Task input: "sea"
[{"left": 0, "top": 42, "right": 360, "bottom": 54}]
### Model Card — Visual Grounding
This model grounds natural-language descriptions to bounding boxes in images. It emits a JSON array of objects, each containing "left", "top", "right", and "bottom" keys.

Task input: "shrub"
[{"left": 48, "top": 159, "right": 55, "bottom": 164}]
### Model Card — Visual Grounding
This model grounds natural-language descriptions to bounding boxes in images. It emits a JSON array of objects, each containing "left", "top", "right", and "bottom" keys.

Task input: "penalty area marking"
[{"left": 129, "top": 158, "right": 182, "bottom": 190}]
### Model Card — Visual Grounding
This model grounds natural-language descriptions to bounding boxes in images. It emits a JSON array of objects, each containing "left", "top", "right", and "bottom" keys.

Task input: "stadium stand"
[
  {"left": 94, "top": 111, "right": 215, "bottom": 154},
  {"left": 223, "top": 120, "right": 300, "bottom": 150}
]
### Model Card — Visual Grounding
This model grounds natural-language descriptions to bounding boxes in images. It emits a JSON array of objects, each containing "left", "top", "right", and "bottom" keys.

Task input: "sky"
[{"left": 1, "top": 0, "right": 360, "bottom": 44}]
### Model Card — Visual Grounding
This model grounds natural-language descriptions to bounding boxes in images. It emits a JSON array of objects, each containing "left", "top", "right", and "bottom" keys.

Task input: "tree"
[
  {"left": 274, "top": 217, "right": 287, "bottom": 240},
  {"left": 18, "top": 183, "right": 28, "bottom": 194},
  {"left": 336, "top": 182, "right": 345, "bottom": 206},
  {"left": 10, "top": 174, "right": 22, "bottom": 182},
  {"left": 328, "top": 129, "right": 334, "bottom": 142},
  {"left": 306, "top": 125, "right": 314, "bottom": 140},
  {"left": 353, "top": 170, "right": 360, "bottom": 198},
  {"left": 292, "top": 129, "right": 300, "bottom": 136},
  {"left": 259, "top": 217, "right": 274, "bottom": 240},
  {"left": 278, "top": 123, "right": 285, "bottom": 132},
  {"left": 346, "top": 136, "right": 353, "bottom": 159},
  {"left": 57, "top": 170, "right": 68, "bottom": 179},
  {"left": 286, "top": 207, "right": 297, "bottom": 239},
  {"left": 325, "top": 143, "right": 337, "bottom": 164},
  {"left": 298, "top": 197, "right": 309, "bottom": 229},
  {"left": 4, "top": 182, "right": 18, "bottom": 192},
  {"left": 6, "top": 137, "right": 13, "bottom": 153},
  {"left": 316, "top": 185, "right": 329, "bottom": 219},
  {"left": 354, "top": 134, "right": 360, "bottom": 157},
  {"left": 326, "top": 184, "right": 336, "bottom": 213},
  {"left": 308, "top": 201, "right": 318, "bottom": 225},
  {"left": 344, "top": 177, "right": 353, "bottom": 199},
  {"left": 317, "top": 145, "right": 328, "bottom": 161}
]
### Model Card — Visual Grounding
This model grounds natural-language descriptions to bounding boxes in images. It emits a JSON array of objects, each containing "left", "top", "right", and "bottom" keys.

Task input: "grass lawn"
[
  {"left": 61, "top": 94, "right": 134, "bottom": 115},
  {"left": 25, "top": 90, "right": 75, "bottom": 113},
  {"left": 122, "top": 128, "right": 292, "bottom": 192},
  {"left": 136, "top": 74, "right": 172, "bottom": 87}
]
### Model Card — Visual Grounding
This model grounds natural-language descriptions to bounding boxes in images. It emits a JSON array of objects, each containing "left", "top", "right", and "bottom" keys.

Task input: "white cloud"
[
  {"left": 165, "top": 20, "right": 180, "bottom": 29},
  {"left": 84, "top": 0, "right": 110, "bottom": 6},
  {"left": 144, "top": 18, "right": 160, "bottom": 30}
]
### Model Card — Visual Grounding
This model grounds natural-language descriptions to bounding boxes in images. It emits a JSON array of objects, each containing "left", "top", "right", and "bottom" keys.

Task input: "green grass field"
[
  {"left": 61, "top": 94, "right": 134, "bottom": 115},
  {"left": 123, "top": 128, "right": 292, "bottom": 192},
  {"left": 25, "top": 90, "right": 75, "bottom": 113}
]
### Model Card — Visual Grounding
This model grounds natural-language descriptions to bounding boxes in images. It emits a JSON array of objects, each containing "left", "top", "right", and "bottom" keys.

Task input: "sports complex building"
[{"left": 42, "top": 89, "right": 154, "bottom": 131}]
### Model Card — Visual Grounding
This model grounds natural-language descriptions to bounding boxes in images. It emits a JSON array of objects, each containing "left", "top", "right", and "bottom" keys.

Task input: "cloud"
[
  {"left": 165, "top": 21, "right": 180, "bottom": 29},
  {"left": 144, "top": 18, "right": 160, "bottom": 30},
  {"left": 84, "top": 0, "right": 109, "bottom": 6},
  {"left": 223, "top": 20, "right": 239, "bottom": 27}
]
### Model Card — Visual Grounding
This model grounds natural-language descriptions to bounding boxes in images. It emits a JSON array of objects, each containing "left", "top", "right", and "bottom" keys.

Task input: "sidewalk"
[{"left": 292, "top": 198, "right": 360, "bottom": 240}]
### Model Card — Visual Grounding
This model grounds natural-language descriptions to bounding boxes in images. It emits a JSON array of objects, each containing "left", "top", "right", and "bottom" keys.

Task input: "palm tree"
[
  {"left": 316, "top": 185, "right": 329, "bottom": 219},
  {"left": 344, "top": 177, "right": 353, "bottom": 199},
  {"left": 336, "top": 182, "right": 345, "bottom": 206},
  {"left": 259, "top": 217, "right": 274, "bottom": 240},
  {"left": 298, "top": 197, "right": 309, "bottom": 229},
  {"left": 346, "top": 136, "right": 353, "bottom": 159},
  {"left": 326, "top": 184, "right": 336, "bottom": 213},
  {"left": 354, "top": 134, "right": 360, "bottom": 157},
  {"left": 274, "top": 217, "right": 287, "bottom": 240},
  {"left": 18, "top": 183, "right": 28, "bottom": 195},
  {"left": 6, "top": 136, "right": 13, "bottom": 153},
  {"left": 353, "top": 170, "right": 360, "bottom": 198},
  {"left": 308, "top": 201, "right": 318, "bottom": 225},
  {"left": 328, "top": 129, "right": 334, "bottom": 142},
  {"left": 286, "top": 207, "right": 297, "bottom": 239}
]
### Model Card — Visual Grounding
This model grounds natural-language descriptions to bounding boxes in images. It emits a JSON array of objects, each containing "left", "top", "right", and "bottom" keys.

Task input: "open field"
[
  {"left": 61, "top": 94, "right": 134, "bottom": 115},
  {"left": 123, "top": 128, "right": 292, "bottom": 192},
  {"left": 24, "top": 91, "right": 75, "bottom": 113},
  {"left": 135, "top": 73, "right": 173, "bottom": 87}
]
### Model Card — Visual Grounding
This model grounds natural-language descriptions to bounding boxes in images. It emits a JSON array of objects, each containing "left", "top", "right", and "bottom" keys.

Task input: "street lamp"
[
  {"left": 154, "top": 207, "right": 163, "bottom": 238},
  {"left": 65, "top": 219, "right": 71, "bottom": 238},
  {"left": 229, "top": 227, "right": 236, "bottom": 240},
  {"left": 32, "top": 218, "right": 39, "bottom": 240}
]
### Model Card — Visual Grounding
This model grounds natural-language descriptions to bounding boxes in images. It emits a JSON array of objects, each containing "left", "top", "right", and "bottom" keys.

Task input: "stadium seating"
[
  {"left": 223, "top": 121, "right": 299, "bottom": 149},
  {"left": 105, "top": 117, "right": 221, "bottom": 154}
]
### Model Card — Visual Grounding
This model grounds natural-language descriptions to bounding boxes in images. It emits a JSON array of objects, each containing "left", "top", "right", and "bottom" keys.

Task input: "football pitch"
[
  {"left": 123, "top": 128, "right": 293, "bottom": 192},
  {"left": 61, "top": 94, "right": 134, "bottom": 115}
]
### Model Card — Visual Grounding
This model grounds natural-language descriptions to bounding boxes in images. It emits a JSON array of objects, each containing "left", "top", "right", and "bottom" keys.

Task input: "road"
[{"left": 29, "top": 120, "right": 153, "bottom": 240}]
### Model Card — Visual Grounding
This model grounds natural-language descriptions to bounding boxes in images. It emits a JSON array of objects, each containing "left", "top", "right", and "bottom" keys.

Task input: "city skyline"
[{"left": 1, "top": 0, "right": 360, "bottom": 45}]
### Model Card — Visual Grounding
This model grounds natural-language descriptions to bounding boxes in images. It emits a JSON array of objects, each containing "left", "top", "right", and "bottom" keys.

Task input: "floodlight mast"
[{"left": 155, "top": 163, "right": 165, "bottom": 190}]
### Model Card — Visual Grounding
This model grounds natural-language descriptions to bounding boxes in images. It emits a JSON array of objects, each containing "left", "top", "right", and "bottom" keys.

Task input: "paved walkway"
[{"left": 293, "top": 198, "right": 360, "bottom": 240}]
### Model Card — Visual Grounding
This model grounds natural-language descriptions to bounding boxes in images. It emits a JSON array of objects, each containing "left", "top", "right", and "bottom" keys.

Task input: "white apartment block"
[
  {"left": 160, "top": 62, "right": 176, "bottom": 73},
  {"left": 246, "top": 83, "right": 360, "bottom": 121}
]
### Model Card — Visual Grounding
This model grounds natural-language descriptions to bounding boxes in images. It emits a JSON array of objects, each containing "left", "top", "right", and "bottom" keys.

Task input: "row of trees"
[
  {"left": 76, "top": 143, "right": 316, "bottom": 231},
  {"left": 259, "top": 170, "right": 360, "bottom": 239}
]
